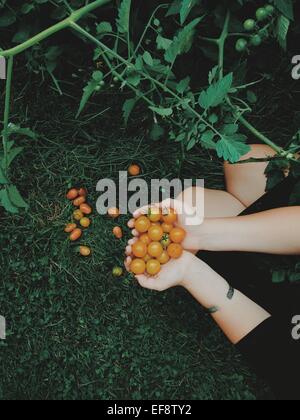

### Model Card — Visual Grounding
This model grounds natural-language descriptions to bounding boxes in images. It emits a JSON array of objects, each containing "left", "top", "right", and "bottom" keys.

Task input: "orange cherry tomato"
[
  {"left": 128, "top": 164, "right": 141, "bottom": 177},
  {"left": 79, "top": 246, "right": 91, "bottom": 257},
  {"left": 135, "top": 216, "right": 151, "bottom": 233},
  {"left": 64, "top": 223, "right": 77, "bottom": 233},
  {"left": 140, "top": 233, "right": 151, "bottom": 246},
  {"left": 146, "top": 259, "right": 161, "bottom": 276},
  {"left": 162, "top": 208, "right": 177, "bottom": 224},
  {"left": 132, "top": 241, "right": 147, "bottom": 258},
  {"left": 80, "top": 217, "right": 91, "bottom": 228},
  {"left": 148, "top": 242, "right": 163, "bottom": 258},
  {"left": 70, "top": 228, "right": 82, "bottom": 242},
  {"left": 80, "top": 203, "right": 92, "bottom": 215},
  {"left": 148, "top": 225, "right": 164, "bottom": 242},
  {"left": 143, "top": 254, "right": 152, "bottom": 263},
  {"left": 170, "top": 227, "right": 186, "bottom": 244},
  {"left": 158, "top": 250, "right": 170, "bottom": 265},
  {"left": 161, "top": 222, "right": 173, "bottom": 233},
  {"left": 113, "top": 226, "right": 123, "bottom": 239},
  {"left": 108, "top": 207, "right": 120, "bottom": 219},
  {"left": 67, "top": 188, "right": 79, "bottom": 200},
  {"left": 73, "top": 210, "right": 84, "bottom": 221},
  {"left": 112, "top": 266, "right": 123, "bottom": 277},
  {"left": 161, "top": 234, "right": 171, "bottom": 249},
  {"left": 73, "top": 196, "right": 86, "bottom": 207},
  {"left": 148, "top": 207, "right": 161, "bottom": 222},
  {"left": 167, "top": 243, "right": 183, "bottom": 259},
  {"left": 78, "top": 188, "right": 87, "bottom": 197},
  {"left": 130, "top": 259, "right": 146, "bottom": 275}
]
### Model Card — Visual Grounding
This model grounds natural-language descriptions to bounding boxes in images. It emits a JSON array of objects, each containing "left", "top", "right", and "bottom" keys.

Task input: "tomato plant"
[{"left": 0, "top": 0, "right": 299, "bottom": 214}]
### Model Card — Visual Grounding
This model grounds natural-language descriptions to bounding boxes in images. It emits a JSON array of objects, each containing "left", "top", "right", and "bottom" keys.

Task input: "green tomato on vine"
[
  {"left": 250, "top": 34, "right": 262, "bottom": 47},
  {"left": 243, "top": 19, "right": 256, "bottom": 32},
  {"left": 256, "top": 7, "right": 269, "bottom": 21},
  {"left": 235, "top": 38, "right": 248, "bottom": 53}
]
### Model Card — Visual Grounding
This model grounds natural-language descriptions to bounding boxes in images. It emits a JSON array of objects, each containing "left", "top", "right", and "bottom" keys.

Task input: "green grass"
[{"left": 0, "top": 80, "right": 271, "bottom": 400}]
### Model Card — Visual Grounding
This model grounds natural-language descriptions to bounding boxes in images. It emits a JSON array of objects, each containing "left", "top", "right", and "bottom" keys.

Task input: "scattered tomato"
[
  {"left": 148, "top": 225, "right": 164, "bottom": 242},
  {"left": 80, "top": 203, "right": 92, "bottom": 215},
  {"left": 130, "top": 259, "right": 146, "bottom": 275},
  {"left": 162, "top": 208, "right": 177, "bottom": 224},
  {"left": 73, "top": 210, "right": 84, "bottom": 221},
  {"left": 167, "top": 243, "right": 183, "bottom": 259},
  {"left": 112, "top": 266, "right": 123, "bottom": 277},
  {"left": 128, "top": 164, "right": 141, "bottom": 177},
  {"left": 78, "top": 187, "right": 87, "bottom": 197},
  {"left": 170, "top": 227, "right": 186, "bottom": 244},
  {"left": 108, "top": 207, "right": 120, "bottom": 219},
  {"left": 80, "top": 217, "right": 91, "bottom": 228},
  {"left": 64, "top": 223, "right": 77, "bottom": 233},
  {"left": 73, "top": 196, "right": 86, "bottom": 207},
  {"left": 146, "top": 259, "right": 161, "bottom": 276},
  {"left": 148, "top": 207, "right": 161, "bottom": 222},
  {"left": 113, "top": 226, "right": 123, "bottom": 239},
  {"left": 132, "top": 241, "right": 147, "bottom": 258},
  {"left": 70, "top": 228, "right": 82, "bottom": 242},
  {"left": 158, "top": 250, "right": 170, "bottom": 265},
  {"left": 140, "top": 233, "right": 151, "bottom": 246},
  {"left": 67, "top": 188, "right": 79, "bottom": 200},
  {"left": 135, "top": 216, "right": 151, "bottom": 233},
  {"left": 79, "top": 246, "right": 91, "bottom": 257},
  {"left": 148, "top": 242, "right": 164, "bottom": 258}
]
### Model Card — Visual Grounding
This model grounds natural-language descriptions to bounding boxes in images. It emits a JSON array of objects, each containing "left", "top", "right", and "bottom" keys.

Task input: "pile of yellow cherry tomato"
[{"left": 64, "top": 187, "right": 93, "bottom": 257}]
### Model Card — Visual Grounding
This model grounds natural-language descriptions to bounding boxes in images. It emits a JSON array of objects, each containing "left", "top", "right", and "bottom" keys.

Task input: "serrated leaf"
[
  {"left": 164, "top": 17, "right": 203, "bottom": 63},
  {"left": 149, "top": 106, "right": 173, "bottom": 117},
  {"left": 199, "top": 73, "right": 233, "bottom": 110},
  {"left": 76, "top": 78, "right": 100, "bottom": 118},
  {"left": 176, "top": 77, "right": 190, "bottom": 94},
  {"left": 96, "top": 21, "right": 112, "bottom": 34},
  {"left": 200, "top": 130, "right": 216, "bottom": 150},
  {"left": 150, "top": 124, "right": 165, "bottom": 141},
  {"left": 216, "top": 134, "right": 250, "bottom": 163},
  {"left": 143, "top": 51, "right": 154, "bottom": 66},
  {"left": 156, "top": 35, "right": 172, "bottom": 51},
  {"left": 116, "top": 0, "right": 132, "bottom": 34},
  {"left": 8, "top": 185, "right": 28, "bottom": 209}
]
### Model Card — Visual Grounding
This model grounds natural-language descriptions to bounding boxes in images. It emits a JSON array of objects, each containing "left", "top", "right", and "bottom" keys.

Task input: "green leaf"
[
  {"left": 273, "top": 0, "right": 294, "bottom": 20},
  {"left": 8, "top": 185, "right": 29, "bottom": 209},
  {"left": 76, "top": 74, "right": 102, "bottom": 118},
  {"left": 150, "top": 124, "right": 165, "bottom": 141},
  {"left": 0, "top": 10, "right": 16, "bottom": 28},
  {"left": 6, "top": 147, "right": 23, "bottom": 168},
  {"left": 276, "top": 15, "right": 290, "bottom": 50},
  {"left": 200, "top": 130, "right": 216, "bottom": 150},
  {"left": 164, "top": 17, "right": 203, "bottom": 63},
  {"left": 143, "top": 51, "right": 154, "bottom": 66},
  {"left": 199, "top": 73, "right": 233, "bottom": 110},
  {"left": 116, "top": 0, "right": 132, "bottom": 34},
  {"left": 156, "top": 35, "right": 172, "bottom": 51},
  {"left": 0, "top": 188, "right": 19, "bottom": 214},
  {"left": 180, "top": 0, "right": 199, "bottom": 25},
  {"left": 96, "top": 21, "right": 113, "bottom": 34},
  {"left": 4, "top": 123, "right": 36, "bottom": 139},
  {"left": 0, "top": 165, "right": 8, "bottom": 184},
  {"left": 272, "top": 270, "right": 286, "bottom": 284},
  {"left": 216, "top": 134, "right": 250, "bottom": 163},
  {"left": 122, "top": 98, "right": 138, "bottom": 125},
  {"left": 149, "top": 106, "right": 173, "bottom": 117},
  {"left": 176, "top": 77, "right": 190, "bottom": 94}
]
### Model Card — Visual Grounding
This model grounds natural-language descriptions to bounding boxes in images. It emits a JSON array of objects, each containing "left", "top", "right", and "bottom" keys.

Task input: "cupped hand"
[{"left": 125, "top": 249, "right": 194, "bottom": 291}]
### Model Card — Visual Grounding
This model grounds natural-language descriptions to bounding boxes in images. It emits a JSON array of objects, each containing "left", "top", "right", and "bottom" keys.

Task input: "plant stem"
[
  {"left": 2, "top": 56, "right": 14, "bottom": 176},
  {"left": 217, "top": 10, "right": 230, "bottom": 79},
  {"left": 0, "top": 0, "right": 112, "bottom": 58}
]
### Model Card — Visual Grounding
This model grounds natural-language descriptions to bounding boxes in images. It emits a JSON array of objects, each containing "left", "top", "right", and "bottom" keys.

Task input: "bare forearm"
[
  {"left": 182, "top": 258, "right": 270, "bottom": 344},
  {"left": 201, "top": 207, "right": 300, "bottom": 255}
]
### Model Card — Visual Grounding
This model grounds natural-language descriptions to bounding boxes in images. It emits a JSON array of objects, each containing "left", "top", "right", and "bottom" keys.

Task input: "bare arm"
[{"left": 199, "top": 207, "right": 300, "bottom": 255}]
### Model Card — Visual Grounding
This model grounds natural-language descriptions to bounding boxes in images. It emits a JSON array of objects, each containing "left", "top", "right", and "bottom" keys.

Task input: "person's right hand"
[{"left": 127, "top": 198, "right": 204, "bottom": 252}]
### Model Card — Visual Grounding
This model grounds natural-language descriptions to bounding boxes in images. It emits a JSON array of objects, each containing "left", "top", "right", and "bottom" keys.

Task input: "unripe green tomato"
[
  {"left": 265, "top": 4, "right": 275, "bottom": 15},
  {"left": 113, "top": 76, "right": 119, "bottom": 83},
  {"left": 250, "top": 34, "right": 262, "bottom": 47},
  {"left": 100, "top": 80, "right": 105, "bottom": 87},
  {"left": 236, "top": 38, "right": 248, "bottom": 52},
  {"left": 112, "top": 266, "right": 123, "bottom": 277},
  {"left": 243, "top": 19, "right": 256, "bottom": 32},
  {"left": 256, "top": 7, "right": 268, "bottom": 21},
  {"left": 95, "top": 86, "right": 101, "bottom": 92}
]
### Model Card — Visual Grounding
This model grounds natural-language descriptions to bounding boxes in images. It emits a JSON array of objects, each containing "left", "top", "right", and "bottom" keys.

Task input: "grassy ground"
[{"left": 0, "top": 77, "right": 273, "bottom": 400}]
